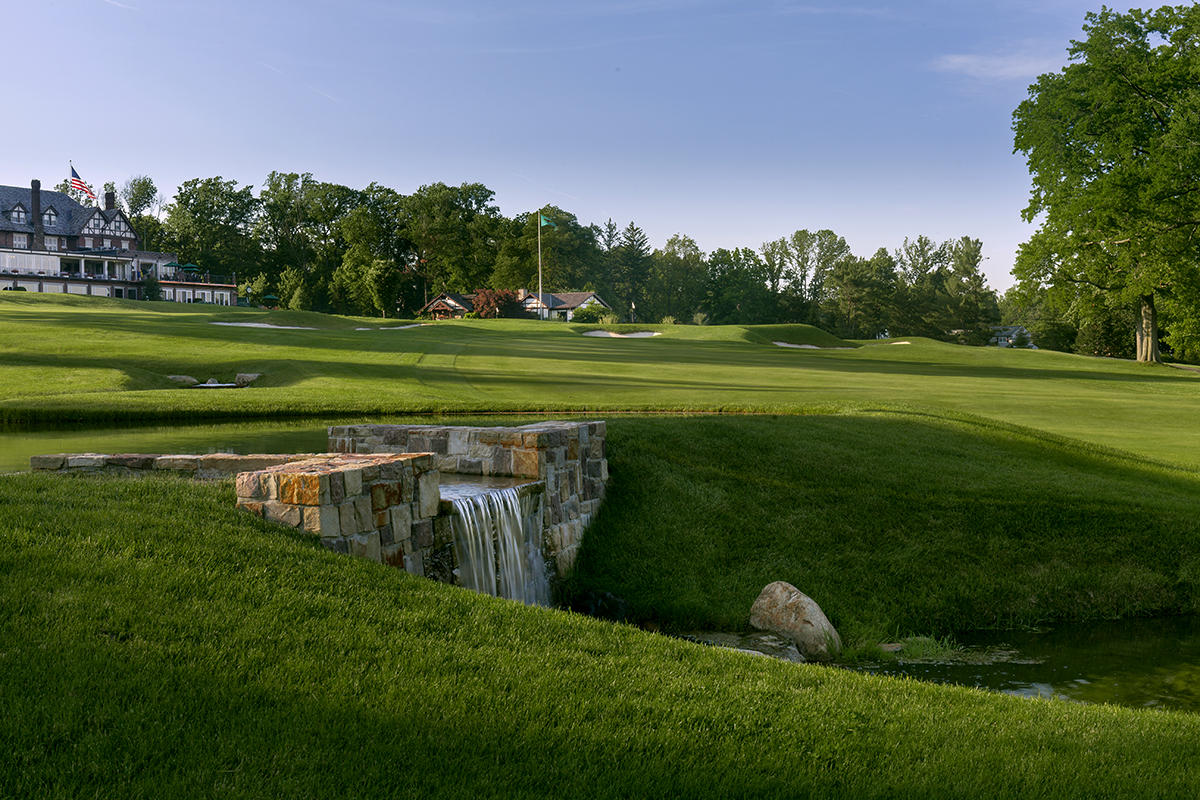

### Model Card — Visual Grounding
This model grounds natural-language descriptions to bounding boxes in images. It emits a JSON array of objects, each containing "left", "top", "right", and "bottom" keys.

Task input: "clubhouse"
[{"left": 0, "top": 179, "right": 236, "bottom": 304}]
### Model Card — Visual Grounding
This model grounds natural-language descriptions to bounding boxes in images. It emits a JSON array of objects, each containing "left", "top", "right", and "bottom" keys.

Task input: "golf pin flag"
[{"left": 539, "top": 214, "right": 556, "bottom": 228}]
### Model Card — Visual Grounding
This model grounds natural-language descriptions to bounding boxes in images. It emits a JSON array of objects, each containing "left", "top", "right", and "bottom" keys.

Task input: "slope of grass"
[
  {"left": 4, "top": 294, "right": 1200, "bottom": 469},
  {"left": 567, "top": 415, "right": 1200, "bottom": 640},
  {"left": 3, "top": 470, "right": 1200, "bottom": 799}
]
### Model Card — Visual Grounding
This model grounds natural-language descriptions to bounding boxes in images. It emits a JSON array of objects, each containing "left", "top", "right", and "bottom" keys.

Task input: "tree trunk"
[{"left": 1136, "top": 293, "right": 1160, "bottom": 363}]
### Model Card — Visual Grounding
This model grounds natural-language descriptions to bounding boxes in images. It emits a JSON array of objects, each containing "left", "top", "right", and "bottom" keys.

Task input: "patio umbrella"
[{"left": 181, "top": 264, "right": 201, "bottom": 273}]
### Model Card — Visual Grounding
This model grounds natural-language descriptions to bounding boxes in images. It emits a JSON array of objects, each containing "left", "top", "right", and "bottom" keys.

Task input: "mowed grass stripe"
[{"left": 4, "top": 294, "right": 1200, "bottom": 467}]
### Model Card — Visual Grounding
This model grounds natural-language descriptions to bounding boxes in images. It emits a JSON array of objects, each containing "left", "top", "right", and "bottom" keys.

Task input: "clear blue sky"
[{"left": 7, "top": 0, "right": 1128, "bottom": 290}]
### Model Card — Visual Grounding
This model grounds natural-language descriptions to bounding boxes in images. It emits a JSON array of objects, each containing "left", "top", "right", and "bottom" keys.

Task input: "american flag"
[{"left": 69, "top": 166, "right": 97, "bottom": 200}]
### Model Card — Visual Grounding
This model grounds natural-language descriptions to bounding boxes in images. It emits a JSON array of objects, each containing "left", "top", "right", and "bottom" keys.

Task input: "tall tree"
[
  {"left": 163, "top": 177, "right": 260, "bottom": 277},
  {"left": 645, "top": 234, "right": 707, "bottom": 322},
  {"left": 121, "top": 175, "right": 160, "bottom": 217},
  {"left": 402, "top": 182, "right": 504, "bottom": 294},
  {"left": 1012, "top": 5, "right": 1200, "bottom": 362}
]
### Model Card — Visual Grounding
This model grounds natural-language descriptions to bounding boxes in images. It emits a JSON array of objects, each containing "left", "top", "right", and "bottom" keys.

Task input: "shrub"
[
  {"left": 599, "top": 312, "right": 621, "bottom": 325},
  {"left": 571, "top": 306, "right": 606, "bottom": 324},
  {"left": 472, "top": 289, "right": 523, "bottom": 319},
  {"left": 692, "top": 311, "right": 709, "bottom": 326},
  {"left": 660, "top": 315, "right": 677, "bottom": 325}
]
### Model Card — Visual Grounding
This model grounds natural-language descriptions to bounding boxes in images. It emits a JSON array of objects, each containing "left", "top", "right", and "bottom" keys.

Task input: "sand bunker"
[
  {"left": 582, "top": 330, "right": 662, "bottom": 338},
  {"left": 354, "top": 323, "right": 430, "bottom": 331},
  {"left": 888, "top": 341, "right": 912, "bottom": 345},
  {"left": 211, "top": 322, "right": 317, "bottom": 330},
  {"left": 772, "top": 341, "right": 854, "bottom": 350}
]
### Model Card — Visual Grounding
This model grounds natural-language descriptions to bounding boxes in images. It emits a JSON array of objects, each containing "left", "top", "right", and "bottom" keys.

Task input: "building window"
[
  {"left": 83, "top": 237, "right": 93, "bottom": 248},
  {"left": 43, "top": 209, "right": 56, "bottom": 227},
  {"left": 45, "top": 237, "right": 58, "bottom": 251},
  {"left": 13, "top": 234, "right": 27, "bottom": 248},
  {"left": 102, "top": 239, "right": 111, "bottom": 248},
  {"left": 10, "top": 206, "right": 26, "bottom": 224}
]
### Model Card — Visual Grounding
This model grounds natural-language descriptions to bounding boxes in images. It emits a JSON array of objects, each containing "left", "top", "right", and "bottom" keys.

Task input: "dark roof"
[
  {"left": 419, "top": 292, "right": 476, "bottom": 313},
  {"left": 0, "top": 184, "right": 99, "bottom": 237},
  {"left": 0, "top": 184, "right": 136, "bottom": 244},
  {"left": 523, "top": 291, "right": 608, "bottom": 310}
]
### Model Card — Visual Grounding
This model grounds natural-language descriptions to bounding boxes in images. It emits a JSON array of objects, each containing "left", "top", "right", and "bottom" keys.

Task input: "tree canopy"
[{"left": 1012, "top": 4, "right": 1200, "bottom": 362}]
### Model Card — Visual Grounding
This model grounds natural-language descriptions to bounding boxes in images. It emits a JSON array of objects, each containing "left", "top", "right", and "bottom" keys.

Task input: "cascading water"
[{"left": 448, "top": 486, "right": 548, "bottom": 606}]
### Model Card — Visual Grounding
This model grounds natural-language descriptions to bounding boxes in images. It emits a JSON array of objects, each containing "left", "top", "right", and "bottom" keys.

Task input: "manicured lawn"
[
  {"left": 3, "top": 294, "right": 1200, "bottom": 468},
  {"left": 3, "top": 471, "right": 1200, "bottom": 799},
  {"left": 568, "top": 415, "right": 1200, "bottom": 641}
]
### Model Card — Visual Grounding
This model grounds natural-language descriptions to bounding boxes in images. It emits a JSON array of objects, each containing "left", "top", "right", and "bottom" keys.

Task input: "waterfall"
[{"left": 450, "top": 487, "right": 548, "bottom": 606}]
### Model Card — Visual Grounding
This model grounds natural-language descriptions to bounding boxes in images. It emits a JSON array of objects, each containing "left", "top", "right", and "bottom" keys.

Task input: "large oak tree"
[{"left": 1012, "top": 5, "right": 1200, "bottom": 362}]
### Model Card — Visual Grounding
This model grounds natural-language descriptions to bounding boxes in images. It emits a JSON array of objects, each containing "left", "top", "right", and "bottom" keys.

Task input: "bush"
[
  {"left": 660, "top": 315, "right": 677, "bottom": 325},
  {"left": 599, "top": 312, "right": 621, "bottom": 325},
  {"left": 571, "top": 306, "right": 606, "bottom": 324},
  {"left": 472, "top": 289, "right": 523, "bottom": 319},
  {"left": 692, "top": 311, "right": 709, "bottom": 326}
]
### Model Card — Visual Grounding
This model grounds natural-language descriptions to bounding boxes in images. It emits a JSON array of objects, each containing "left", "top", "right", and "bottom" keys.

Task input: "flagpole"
[{"left": 537, "top": 209, "right": 544, "bottom": 320}]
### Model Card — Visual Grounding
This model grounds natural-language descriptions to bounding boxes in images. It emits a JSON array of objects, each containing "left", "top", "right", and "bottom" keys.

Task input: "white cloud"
[
  {"left": 933, "top": 51, "right": 1064, "bottom": 81},
  {"left": 102, "top": 0, "right": 137, "bottom": 9}
]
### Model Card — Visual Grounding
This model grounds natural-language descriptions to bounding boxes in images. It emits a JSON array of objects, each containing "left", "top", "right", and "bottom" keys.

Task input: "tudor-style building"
[{"left": 0, "top": 178, "right": 236, "bottom": 304}]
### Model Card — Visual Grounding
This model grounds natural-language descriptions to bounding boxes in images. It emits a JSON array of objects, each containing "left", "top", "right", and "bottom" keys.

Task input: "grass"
[
  {"left": 4, "top": 471, "right": 1200, "bottom": 799},
  {"left": 4, "top": 294, "right": 1200, "bottom": 469},
  {"left": 566, "top": 415, "right": 1200, "bottom": 642},
  {"left": 5, "top": 295, "right": 1200, "bottom": 795}
]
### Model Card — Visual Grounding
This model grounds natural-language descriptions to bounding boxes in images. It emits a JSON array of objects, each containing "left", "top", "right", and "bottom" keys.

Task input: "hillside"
[{"left": 3, "top": 470, "right": 1200, "bottom": 799}]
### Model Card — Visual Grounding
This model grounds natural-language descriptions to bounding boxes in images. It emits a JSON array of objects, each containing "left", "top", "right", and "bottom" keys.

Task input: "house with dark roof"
[
  {"left": 419, "top": 288, "right": 611, "bottom": 321},
  {"left": 420, "top": 292, "right": 478, "bottom": 319},
  {"left": 519, "top": 290, "right": 610, "bottom": 321},
  {"left": 0, "top": 178, "right": 236, "bottom": 304}
]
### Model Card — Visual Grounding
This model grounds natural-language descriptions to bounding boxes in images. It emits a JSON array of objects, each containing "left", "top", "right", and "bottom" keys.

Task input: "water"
[
  {"left": 857, "top": 616, "right": 1200, "bottom": 712},
  {"left": 446, "top": 484, "right": 548, "bottom": 607}
]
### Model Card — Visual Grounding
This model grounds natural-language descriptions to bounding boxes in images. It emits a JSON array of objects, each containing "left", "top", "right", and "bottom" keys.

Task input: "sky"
[{"left": 4, "top": 0, "right": 1133, "bottom": 290}]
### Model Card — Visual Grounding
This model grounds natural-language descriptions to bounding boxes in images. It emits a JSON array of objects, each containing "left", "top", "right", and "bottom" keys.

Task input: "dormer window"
[
  {"left": 85, "top": 215, "right": 103, "bottom": 233},
  {"left": 43, "top": 208, "right": 57, "bottom": 228},
  {"left": 10, "top": 205, "right": 26, "bottom": 224}
]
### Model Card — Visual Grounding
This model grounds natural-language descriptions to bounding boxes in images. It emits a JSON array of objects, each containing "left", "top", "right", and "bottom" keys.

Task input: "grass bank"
[
  {"left": 4, "top": 295, "right": 1200, "bottom": 467},
  {"left": 567, "top": 415, "right": 1200, "bottom": 642},
  {"left": 3, "top": 471, "right": 1200, "bottom": 799}
]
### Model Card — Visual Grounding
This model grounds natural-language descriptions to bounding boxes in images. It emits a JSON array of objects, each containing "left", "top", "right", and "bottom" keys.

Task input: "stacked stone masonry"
[
  {"left": 328, "top": 420, "right": 606, "bottom": 575},
  {"left": 234, "top": 453, "right": 449, "bottom": 578},
  {"left": 31, "top": 452, "right": 319, "bottom": 479}
]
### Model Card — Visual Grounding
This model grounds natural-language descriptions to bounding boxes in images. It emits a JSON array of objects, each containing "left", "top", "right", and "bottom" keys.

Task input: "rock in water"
[{"left": 749, "top": 581, "right": 842, "bottom": 661}]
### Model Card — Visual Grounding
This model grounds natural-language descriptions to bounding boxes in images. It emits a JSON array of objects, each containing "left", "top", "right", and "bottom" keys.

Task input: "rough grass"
[
  {"left": 566, "top": 415, "right": 1200, "bottom": 641},
  {"left": 4, "top": 471, "right": 1200, "bottom": 799},
  {"left": 4, "top": 295, "right": 1200, "bottom": 470}
]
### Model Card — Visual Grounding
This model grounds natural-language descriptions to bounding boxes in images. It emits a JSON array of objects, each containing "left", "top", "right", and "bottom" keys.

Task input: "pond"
[{"left": 856, "top": 616, "right": 1200, "bottom": 712}]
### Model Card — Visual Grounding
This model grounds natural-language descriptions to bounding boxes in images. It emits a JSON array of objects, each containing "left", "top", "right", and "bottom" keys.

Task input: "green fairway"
[
  {"left": 3, "top": 294, "right": 1200, "bottom": 468},
  {"left": 4, "top": 471, "right": 1200, "bottom": 799},
  {"left": 5, "top": 295, "right": 1200, "bottom": 796}
]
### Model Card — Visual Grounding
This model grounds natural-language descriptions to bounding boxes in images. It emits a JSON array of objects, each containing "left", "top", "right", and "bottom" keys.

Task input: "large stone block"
[
  {"left": 512, "top": 449, "right": 539, "bottom": 478},
  {"left": 278, "top": 473, "right": 324, "bottom": 506},
  {"left": 304, "top": 505, "right": 341, "bottom": 537},
  {"left": 261, "top": 501, "right": 303, "bottom": 527},
  {"left": 343, "top": 468, "right": 363, "bottom": 498},
  {"left": 390, "top": 504, "right": 412, "bottom": 540},
  {"left": 353, "top": 496, "right": 373, "bottom": 532},
  {"left": 154, "top": 455, "right": 199, "bottom": 472},
  {"left": 349, "top": 531, "right": 381, "bottom": 562},
  {"left": 29, "top": 454, "right": 66, "bottom": 471},
  {"left": 108, "top": 454, "right": 158, "bottom": 470},
  {"left": 417, "top": 470, "right": 440, "bottom": 518},
  {"left": 235, "top": 471, "right": 264, "bottom": 500}
]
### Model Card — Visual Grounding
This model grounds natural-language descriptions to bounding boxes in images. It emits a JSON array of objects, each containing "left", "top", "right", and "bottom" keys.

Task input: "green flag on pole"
[{"left": 539, "top": 214, "right": 557, "bottom": 228}]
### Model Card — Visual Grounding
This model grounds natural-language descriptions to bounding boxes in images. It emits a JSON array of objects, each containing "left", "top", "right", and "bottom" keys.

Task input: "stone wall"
[
  {"left": 327, "top": 420, "right": 607, "bottom": 574},
  {"left": 30, "top": 452, "right": 317, "bottom": 479},
  {"left": 234, "top": 453, "right": 451, "bottom": 579}
]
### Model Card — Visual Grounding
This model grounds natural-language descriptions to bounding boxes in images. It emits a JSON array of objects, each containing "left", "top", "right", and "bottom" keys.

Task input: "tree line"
[{"left": 83, "top": 170, "right": 999, "bottom": 337}]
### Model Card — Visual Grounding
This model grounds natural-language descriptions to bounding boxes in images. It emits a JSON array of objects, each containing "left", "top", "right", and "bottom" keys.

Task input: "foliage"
[
  {"left": 569, "top": 305, "right": 606, "bottom": 324},
  {"left": 52, "top": 177, "right": 98, "bottom": 207},
  {"left": 659, "top": 315, "right": 677, "bottom": 325},
  {"left": 163, "top": 177, "right": 260, "bottom": 277},
  {"left": 598, "top": 312, "right": 621, "bottom": 325},
  {"left": 471, "top": 288, "right": 522, "bottom": 319},
  {"left": 139, "top": 272, "right": 162, "bottom": 302},
  {"left": 1012, "top": 5, "right": 1200, "bottom": 362},
  {"left": 121, "top": 175, "right": 159, "bottom": 217},
  {"left": 692, "top": 311, "right": 708, "bottom": 325}
]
